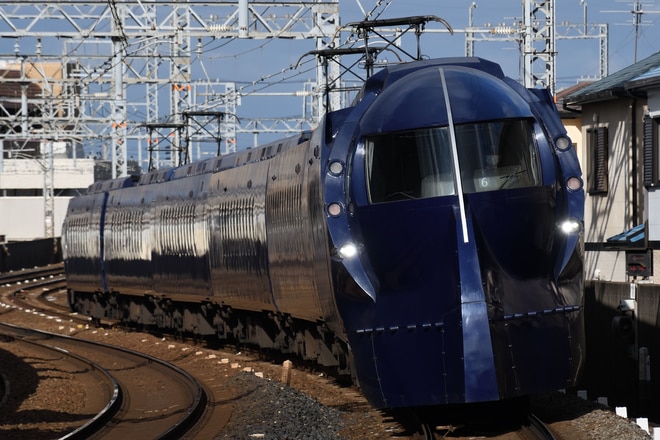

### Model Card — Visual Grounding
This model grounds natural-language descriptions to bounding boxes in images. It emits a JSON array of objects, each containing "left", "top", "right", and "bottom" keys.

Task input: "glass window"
[
  {"left": 366, "top": 127, "right": 454, "bottom": 203},
  {"left": 365, "top": 119, "right": 541, "bottom": 203},
  {"left": 455, "top": 119, "right": 541, "bottom": 193}
]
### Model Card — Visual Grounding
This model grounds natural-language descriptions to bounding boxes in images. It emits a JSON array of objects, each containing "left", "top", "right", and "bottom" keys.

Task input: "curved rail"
[
  {"left": 0, "top": 321, "right": 208, "bottom": 439},
  {"left": 74, "top": 335, "right": 209, "bottom": 440},
  {"left": 0, "top": 263, "right": 64, "bottom": 285},
  {"left": 525, "top": 413, "right": 556, "bottom": 440},
  {"left": 0, "top": 322, "right": 122, "bottom": 439},
  {"left": 0, "top": 268, "right": 100, "bottom": 327}
]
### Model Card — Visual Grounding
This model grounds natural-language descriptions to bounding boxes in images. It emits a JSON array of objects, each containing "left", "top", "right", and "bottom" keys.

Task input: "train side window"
[{"left": 365, "top": 127, "right": 455, "bottom": 203}]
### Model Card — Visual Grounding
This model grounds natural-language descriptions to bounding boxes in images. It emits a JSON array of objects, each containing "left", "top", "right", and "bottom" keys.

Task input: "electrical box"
[{"left": 626, "top": 250, "right": 653, "bottom": 277}]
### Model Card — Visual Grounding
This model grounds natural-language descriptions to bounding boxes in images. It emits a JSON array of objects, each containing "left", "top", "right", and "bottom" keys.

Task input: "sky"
[
  {"left": 4, "top": 0, "right": 660, "bottom": 157},
  {"left": 336, "top": 1, "right": 659, "bottom": 88},
  {"left": 217, "top": 0, "right": 660, "bottom": 132},
  {"left": 334, "top": 0, "right": 660, "bottom": 88}
]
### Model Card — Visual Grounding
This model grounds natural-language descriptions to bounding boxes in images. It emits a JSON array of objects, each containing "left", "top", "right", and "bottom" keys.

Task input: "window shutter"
[
  {"left": 643, "top": 116, "right": 654, "bottom": 186},
  {"left": 596, "top": 127, "right": 608, "bottom": 193},
  {"left": 588, "top": 127, "right": 608, "bottom": 194}
]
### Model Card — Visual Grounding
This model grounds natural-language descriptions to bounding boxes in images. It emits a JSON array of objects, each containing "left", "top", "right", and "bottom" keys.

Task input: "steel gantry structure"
[
  {"left": 0, "top": 0, "right": 340, "bottom": 180},
  {"left": 465, "top": 0, "right": 608, "bottom": 96},
  {"left": 0, "top": 0, "right": 612, "bottom": 239}
]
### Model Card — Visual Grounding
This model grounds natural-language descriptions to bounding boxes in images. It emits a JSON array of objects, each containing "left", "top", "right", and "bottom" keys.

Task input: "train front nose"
[
  {"left": 337, "top": 189, "right": 582, "bottom": 408},
  {"left": 324, "top": 60, "right": 583, "bottom": 409},
  {"left": 470, "top": 189, "right": 585, "bottom": 397},
  {"left": 340, "top": 197, "right": 478, "bottom": 408}
]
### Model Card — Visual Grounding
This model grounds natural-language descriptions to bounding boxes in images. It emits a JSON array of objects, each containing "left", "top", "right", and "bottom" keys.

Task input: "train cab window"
[
  {"left": 365, "top": 119, "right": 541, "bottom": 203},
  {"left": 366, "top": 127, "right": 455, "bottom": 203},
  {"left": 455, "top": 119, "right": 541, "bottom": 193}
]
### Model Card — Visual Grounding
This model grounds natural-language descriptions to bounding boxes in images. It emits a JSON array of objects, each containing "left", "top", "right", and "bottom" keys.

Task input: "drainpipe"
[{"left": 631, "top": 98, "right": 638, "bottom": 226}]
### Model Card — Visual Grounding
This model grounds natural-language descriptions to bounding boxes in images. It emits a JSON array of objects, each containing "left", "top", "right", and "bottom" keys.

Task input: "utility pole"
[{"left": 41, "top": 140, "right": 54, "bottom": 238}]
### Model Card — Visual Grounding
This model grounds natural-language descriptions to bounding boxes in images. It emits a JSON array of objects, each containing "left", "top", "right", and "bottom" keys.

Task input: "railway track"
[
  {"left": 0, "top": 324, "right": 121, "bottom": 438},
  {"left": 0, "top": 266, "right": 641, "bottom": 439},
  {"left": 522, "top": 414, "right": 557, "bottom": 440},
  {"left": 0, "top": 321, "right": 207, "bottom": 439},
  {"left": 405, "top": 411, "right": 558, "bottom": 440},
  {"left": 0, "top": 267, "right": 223, "bottom": 439},
  {"left": 0, "top": 265, "right": 103, "bottom": 329},
  {"left": 0, "top": 263, "right": 64, "bottom": 286}
]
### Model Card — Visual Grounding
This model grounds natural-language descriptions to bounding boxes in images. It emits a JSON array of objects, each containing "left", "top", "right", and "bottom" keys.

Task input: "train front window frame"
[{"left": 364, "top": 119, "right": 542, "bottom": 204}]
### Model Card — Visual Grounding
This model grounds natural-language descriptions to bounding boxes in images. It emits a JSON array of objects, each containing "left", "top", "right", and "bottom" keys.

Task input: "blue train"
[{"left": 62, "top": 56, "right": 585, "bottom": 411}]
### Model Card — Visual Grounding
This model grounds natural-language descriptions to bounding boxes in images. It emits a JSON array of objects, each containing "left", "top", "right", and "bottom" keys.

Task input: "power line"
[{"left": 0, "top": 1, "right": 341, "bottom": 176}]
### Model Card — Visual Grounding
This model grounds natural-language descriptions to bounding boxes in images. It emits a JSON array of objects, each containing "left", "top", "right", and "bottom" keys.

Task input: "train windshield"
[{"left": 365, "top": 119, "right": 541, "bottom": 203}]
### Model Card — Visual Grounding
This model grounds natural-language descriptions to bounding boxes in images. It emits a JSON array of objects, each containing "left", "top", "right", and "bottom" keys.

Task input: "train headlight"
[
  {"left": 338, "top": 243, "right": 358, "bottom": 259},
  {"left": 566, "top": 176, "right": 583, "bottom": 191},
  {"left": 327, "top": 202, "right": 342, "bottom": 217},
  {"left": 328, "top": 160, "right": 344, "bottom": 176},
  {"left": 559, "top": 219, "right": 582, "bottom": 235},
  {"left": 555, "top": 135, "right": 572, "bottom": 151}
]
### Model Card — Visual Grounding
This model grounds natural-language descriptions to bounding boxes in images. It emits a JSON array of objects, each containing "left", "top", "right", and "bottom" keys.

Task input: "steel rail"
[
  {"left": 0, "top": 322, "right": 122, "bottom": 440},
  {"left": 0, "top": 321, "right": 208, "bottom": 439}
]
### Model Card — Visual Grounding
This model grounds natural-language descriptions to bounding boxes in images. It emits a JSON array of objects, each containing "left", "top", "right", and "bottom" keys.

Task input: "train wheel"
[
  {"left": 394, "top": 409, "right": 440, "bottom": 440},
  {"left": 415, "top": 422, "right": 436, "bottom": 440}
]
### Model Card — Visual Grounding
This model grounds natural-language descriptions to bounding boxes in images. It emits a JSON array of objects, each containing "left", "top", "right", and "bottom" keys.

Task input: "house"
[
  {"left": 555, "top": 81, "right": 593, "bottom": 163},
  {"left": 566, "top": 51, "right": 660, "bottom": 283}
]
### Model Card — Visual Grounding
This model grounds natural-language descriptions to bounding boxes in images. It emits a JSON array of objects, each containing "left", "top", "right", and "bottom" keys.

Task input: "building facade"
[
  {"left": 1, "top": 60, "right": 102, "bottom": 242},
  {"left": 567, "top": 52, "right": 660, "bottom": 283}
]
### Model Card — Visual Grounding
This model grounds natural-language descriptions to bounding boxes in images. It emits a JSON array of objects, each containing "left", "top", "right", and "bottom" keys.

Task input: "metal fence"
[{"left": 0, "top": 238, "right": 62, "bottom": 273}]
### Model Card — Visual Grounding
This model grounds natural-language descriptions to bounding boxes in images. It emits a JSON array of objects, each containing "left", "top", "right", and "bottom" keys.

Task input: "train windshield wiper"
[
  {"left": 384, "top": 191, "right": 417, "bottom": 201},
  {"left": 499, "top": 169, "right": 525, "bottom": 189}
]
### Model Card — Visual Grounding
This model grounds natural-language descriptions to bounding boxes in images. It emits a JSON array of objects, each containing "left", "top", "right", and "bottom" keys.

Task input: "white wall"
[
  {"left": 0, "top": 197, "right": 72, "bottom": 241},
  {"left": 0, "top": 158, "right": 93, "bottom": 241},
  {"left": 585, "top": 250, "right": 628, "bottom": 282},
  {"left": 581, "top": 100, "right": 634, "bottom": 244},
  {"left": 0, "top": 158, "right": 95, "bottom": 189}
]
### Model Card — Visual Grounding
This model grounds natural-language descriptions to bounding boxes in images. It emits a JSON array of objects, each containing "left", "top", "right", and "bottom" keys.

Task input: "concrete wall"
[
  {"left": 0, "top": 158, "right": 93, "bottom": 241},
  {"left": 582, "top": 281, "right": 660, "bottom": 418},
  {"left": 0, "top": 158, "right": 94, "bottom": 189},
  {"left": 581, "top": 99, "right": 635, "bottom": 244},
  {"left": 0, "top": 197, "right": 72, "bottom": 241}
]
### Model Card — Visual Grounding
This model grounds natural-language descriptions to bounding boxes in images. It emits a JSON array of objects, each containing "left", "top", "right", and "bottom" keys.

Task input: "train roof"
[
  {"left": 85, "top": 131, "right": 311, "bottom": 195},
  {"left": 352, "top": 57, "right": 505, "bottom": 106},
  {"left": 87, "top": 175, "right": 138, "bottom": 194},
  {"left": 353, "top": 57, "right": 537, "bottom": 135}
]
